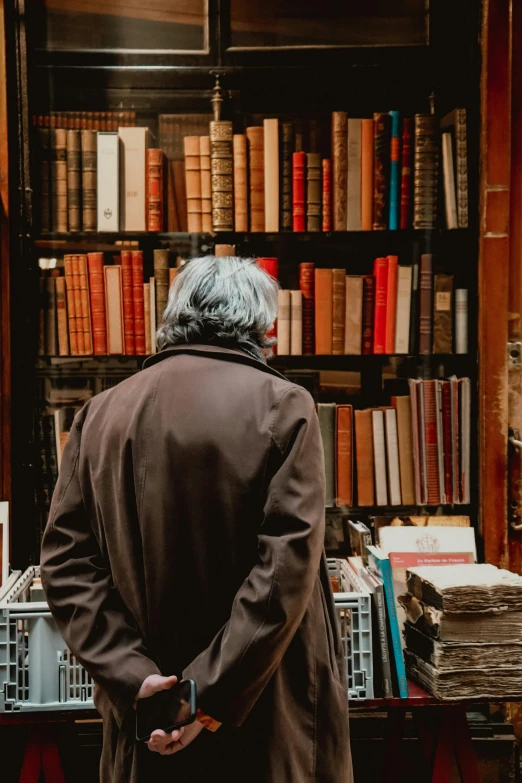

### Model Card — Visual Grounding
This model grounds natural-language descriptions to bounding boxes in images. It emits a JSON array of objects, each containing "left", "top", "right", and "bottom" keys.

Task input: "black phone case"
[{"left": 135, "top": 679, "right": 197, "bottom": 743}]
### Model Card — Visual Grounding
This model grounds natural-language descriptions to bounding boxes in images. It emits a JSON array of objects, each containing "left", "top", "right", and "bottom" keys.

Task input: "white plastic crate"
[
  {"left": 0, "top": 566, "right": 94, "bottom": 712},
  {"left": 328, "top": 559, "right": 374, "bottom": 700}
]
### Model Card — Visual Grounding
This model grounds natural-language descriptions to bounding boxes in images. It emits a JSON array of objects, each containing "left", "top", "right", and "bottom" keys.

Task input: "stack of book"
[{"left": 404, "top": 564, "right": 522, "bottom": 699}]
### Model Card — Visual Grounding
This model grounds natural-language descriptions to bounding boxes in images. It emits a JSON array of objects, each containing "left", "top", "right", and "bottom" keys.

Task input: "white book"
[
  {"left": 119, "top": 126, "right": 149, "bottom": 231},
  {"left": 372, "top": 409, "right": 388, "bottom": 507},
  {"left": 384, "top": 408, "right": 402, "bottom": 506},
  {"left": 347, "top": 119, "right": 362, "bottom": 231},
  {"left": 149, "top": 277, "right": 156, "bottom": 354},
  {"left": 394, "top": 266, "right": 412, "bottom": 354},
  {"left": 104, "top": 266, "right": 124, "bottom": 355},
  {"left": 442, "top": 132, "right": 458, "bottom": 229},
  {"left": 277, "top": 289, "right": 291, "bottom": 355},
  {"left": 450, "top": 376, "right": 460, "bottom": 503},
  {"left": 455, "top": 289, "right": 468, "bottom": 354},
  {"left": 290, "top": 290, "right": 303, "bottom": 356},
  {"left": 264, "top": 119, "right": 279, "bottom": 232},
  {"left": 435, "top": 381, "right": 447, "bottom": 504},
  {"left": 418, "top": 381, "right": 428, "bottom": 505},
  {"left": 97, "top": 132, "right": 119, "bottom": 232},
  {"left": 409, "top": 379, "right": 422, "bottom": 505},
  {"left": 344, "top": 275, "right": 363, "bottom": 354},
  {"left": 460, "top": 378, "right": 471, "bottom": 504}
]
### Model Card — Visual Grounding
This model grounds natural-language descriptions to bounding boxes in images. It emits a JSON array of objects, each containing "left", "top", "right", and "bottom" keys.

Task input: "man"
[{"left": 41, "top": 255, "right": 353, "bottom": 782}]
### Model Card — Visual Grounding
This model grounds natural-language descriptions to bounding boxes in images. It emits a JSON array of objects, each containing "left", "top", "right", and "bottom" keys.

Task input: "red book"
[
  {"left": 422, "top": 379, "right": 441, "bottom": 504},
  {"left": 384, "top": 255, "right": 398, "bottom": 354},
  {"left": 362, "top": 275, "right": 375, "bottom": 355},
  {"left": 87, "top": 252, "right": 107, "bottom": 355},
  {"left": 322, "top": 159, "right": 332, "bottom": 232},
  {"left": 372, "top": 257, "right": 388, "bottom": 354},
  {"left": 147, "top": 148, "right": 164, "bottom": 232},
  {"left": 400, "top": 117, "right": 413, "bottom": 229},
  {"left": 299, "top": 262, "right": 315, "bottom": 355},
  {"left": 441, "top": 380, "right": 453, "bottom": 504},
  {"left": 71, "top": 256, "right": 85, "bottom": 355},
  {"left": 292, "top": 151, "right": 306, "bottom": 232},
  {"left": 258, "top": 257, "right": 278, "bottom": 351},
  {"left": 131, "top": 250, "right": 146, "bottom": 355},
  {"left": 121, "top": 250, "right": 136, "bottom": 355}
]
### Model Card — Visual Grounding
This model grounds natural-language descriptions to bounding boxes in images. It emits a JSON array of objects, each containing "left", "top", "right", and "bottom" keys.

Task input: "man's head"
[{"left": 156, "top": 255, "right": 279, "bottom": 359}]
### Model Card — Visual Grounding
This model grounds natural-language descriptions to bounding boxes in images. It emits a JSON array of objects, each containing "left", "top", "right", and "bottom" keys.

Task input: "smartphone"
[{"left": 136, "top": 679, "right": 197, "bottom": 743}]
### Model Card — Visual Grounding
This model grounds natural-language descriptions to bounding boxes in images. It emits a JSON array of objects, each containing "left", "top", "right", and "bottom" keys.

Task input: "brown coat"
[{"left": 40, "top": 345, "right": 352, "bottom": 783}]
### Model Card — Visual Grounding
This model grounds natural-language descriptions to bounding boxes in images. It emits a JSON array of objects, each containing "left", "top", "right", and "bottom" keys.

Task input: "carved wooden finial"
[
  {"left": 211, "top": 74, "right": 225, "bottom": 122},
  {"left": 429, "top": 91, "right": 436, "bottom": 115}
]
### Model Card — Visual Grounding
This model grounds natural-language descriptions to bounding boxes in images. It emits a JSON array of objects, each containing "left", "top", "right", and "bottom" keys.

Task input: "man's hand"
[
  {"left": 135, "top": 673, "right": 178, "bottom": 703},
  {"left": 148, "top": 719, "right": 204, "bottom": 755}
]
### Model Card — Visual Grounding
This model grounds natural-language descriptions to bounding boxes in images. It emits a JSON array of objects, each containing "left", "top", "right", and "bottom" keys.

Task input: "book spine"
[
  {"left": 214, "top": 244, "right": 236, "bottom": 257},
  {"left": 299, "top": 262, "right": 315, "bottom": 355},
  {"left": 233, "top": 134, "right": 248, "bottom": 232},
  {"left": 372, "top": 584, "right": 394, "bottom": 698},
  {"left": 455, "top": 289, "right": 468, "bottom": 354},
  {"left": 81, "top": 130, "right": 97, "bottom": 232},
  {"left": 45, "top": 276, "right": 57, "bottom": 355},
  {"left": 131, "top": 251, "right": 146, "bottom": 355},
  {"left": 413, "top": 114, "right": 439, "bottom": 229},
  {"left": 372, "top": 555, "right": 408, "bottom": 698},
  {"left": 394, "top": 266, "right": 412, "bottom": 354},
  {"left": 264, "top": 119, "right": 279, "bottom": 232},
  {"left": 290, "top": 290, "right": 303, "bottom": 356},
  {"left": 373, "top": 257, "right": 388, "bottom": 354},
  {"left": 315, "top": 268, "right": 333, "bottom": 355},
  {"left": 433, "top": 274, "right": 454, "bottom": 353},
  {"left": 384, "top": 408, "right": 402, "bottom": 506},
  {"left": 373, "top": 113, "right": 390, "bottom": 230},
  {"left": 384, "top": 255, "right": 398, "bottom": 354},
  {"left": 306, "top": 153, "right": 322, "bottom": 232},
  {"left": 280, "top": 122, "right": 294, "bottom": 231},
  {"left": 147, "top": 148, "right": 164, "bottom": 232},
  {"left": 441, "top": 381, "right": 453, "bottom": 504},
  {"left": 336, "top": 405, "right": 353, "bottom": 507},
  {"left": 36, "top": 126, "right": 51, "bottom": 233},
  {"left": 121, "top": 250, "right": 136, "bottom": 354},
  {"left": 104, "top": 265, "right": 124, "bottom": 354},
  {"left": 257, "top": 257, "right": 279, "bottom": 280},
  {"left": 246, "top": 127, "right": 265, "bottom": 232},
  {"left": 292, "top": 152, "right": 306, "bottom": 232},
  {"left": 55, "top": 276, "right": 69, "bottom": 356},
  {"left": 153, "top": 248, "right": 170, "bottom": 326},
  {"left": 332, "top": 268, "right": 346, "bottom": 355},
  {"left": 71, "top": 256, "right": 85, "bottom": 354},
  {"left": 372, "top": 410, "right": 388, "bottom": 506},
  {"left": 277, "top": 289, "right": 291, "bottom": 355},
  {"left": 388, "top": 111, "right": 400, "bottom": 230},
  {"left": 442, "top": 133, "right": 458, "bottom": 229},
  {"left": 362, "top": 275, "right": 375, "bottom": 355},
  {"left": 144, "top": 283, "right": 151, "bottom": 354},
  {"left": 454, "top": 109, "right": 469, "bottom": 228},
  {"left": 210, "top": 120, "right": 234, "bottom": 232},
  {"left": 409, "top": 261, "right": 419, "bottom": 354},
  {"left": 184, "top": 136, "right": 202, "bottom": 233},
  {"left": 66, "top": 130, "right": 81, "bottom": 232},
  {"left": 354, "top": 409, "right": 375, "bottom": 505},
  {"left": 332, "top": 112, "right": 348, "bottom": 230},
  {"left": 38, "top": 274, "right": 46, "bottom": 356},
  {"left": 361, "top": 119, "right": 374, "bottom": 231},
  {"left": 52, "top": 128, "right": 68, "bottom": 232},
  {"left": 322, "top": 159, "right": 332, "bottom": 232},
  {"left": 344, "top": 276, "right": 363, "bottom": 355},
  {"left": 423, "top": 380, "right": 441, "bottom": 504},
  {"left": 419, "top": 253, "right": 433, "bottom": 355},
  {"left": 149, "top": 277, "right": 156, "bottom": 354},
  {"left": 347, "top": 119, "right": 362, "bottom": 231},
  {"left": 394, "top": 396, "right": 416, "bottom": 505},
  {"left": 64, "top": 256, "right": 79, "bottom": 355},
  {"left": 199, "top": 137, "right": 212, "bottom": 233},
  {"left": 400, "top": 117, "right": 413, "bottom": 229},
  {"left": 97, "top": 132, "right": 119, "bottom": 232},
  {"left": 119, "top": 127, "right": 148, "bottom": 232},
  {"left": 87, "top": 252, "right": 107, "bottom": 355},
  {"left": 318, "top": 403, "right": 336, "bottom": 507},
  {"left": 78, "top": 255, "right": 93, "bottom": 354}
]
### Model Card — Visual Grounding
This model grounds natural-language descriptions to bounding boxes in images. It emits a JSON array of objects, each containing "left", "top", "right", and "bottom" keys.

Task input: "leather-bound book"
[
  {"left": 395, "top": 265, "right": 413, "bottom": 354},
  {"left": 388, "top": 111, "right": 400, "bottom": 230},
  {"left": 55, "top": 276, "right": 69, "bottom": 356},
  {"left": 233, "top": 134, "right": 248, "bottom": 232},
  {"left": 131, "top": 250, "right": 146, "bottom": 355},
  {"left": 199, "top": 136, "right": 212, "bottom": 233},
  {"left": 440, "top": 381, "right": 453, "bottom": 503},
  {"left": 422, "top": 379, "right": 441, "bottom": 504},
  {"left": 44, "top": 274, "right": 57, "bottom": 355},
  {"left": 344, "top": 275, "right": 363, "bottom": 355},
  {"left": 167, "top": 160, "right": 188, "bottom": 231},
  {"left": 264, "top": 119, "right": 279, "bottom": 232},
  {"left": 71, "top": 256, "right": 85, "bottom": 355},
  {"left": 413, "top": 114, "right": 439, "bottom": 229},
  {"left": 104, "top": 265, "right": 124, "bottom": 355},
  {"left": 292, "top": 151, "right": 306, "bottom": 232},
  {"left": 392, "top": 395, "right": 416, "bottom": 506},
  {"left": 66, "top": 130, "right": 81, "bottom": 232},
  {"left": 119, "top": 127, "right": 149, "bottom": 232},
  {"left": 336, "top": 404, "right": 353, "bottom": 507},
  {"left": 455, "top": 288, "right": 468, "bottom": 354},
  {"left": 51, "top": 128, "right": 68, "bottom": 232},
  {"left": 246, "top": 127, "right": 265, "bottom": 232},
  {"left": 144, "top": 283, "right": 151, "bottom": 354},
  {"left": 257, "top": 257, "right": 278, "bottom": 279},
  {"left": 332, "top": 112, "right": 347, "bottom": 230},
  {"left": 81, "top": 130, "right": 97, "bottom": 232},
  {"left": 419, "top": 253, "right": 433, "bottom": 354},
  {"left": 384, "top": 255, "right": 398, "bottom": 354},
  {"left": 147, "top": 148, "right": 164, "bottom": 232},
  {"left": 154, "top": 249, "right": 170, "bottom": 326},
  {"left": 441, "top": 108, "right": 468, "bottom": 228},
  {"left": 306, "top": 153, "right": 321, "bottom": 232},
  {"left": 347, "top": 119, "right": 362, "bottom": 231},
  {"left": 78, "top": 255, "right": 93, "bottom": 354},
  {"left": 322, "top": 159, "right": 332, "bottom": 232},
  {"left": 184, "top": 136, "right": 202, "bottom": 233},
  {"left": 36, "top": 124, "right": 51, "bottom": 233},
  {"left": 433, "top": 273, "right": 453, "bottom": 353},
  {"left": 332, "top": 268, "right": 346, "bottom": 355},
  {"left": 290, "top": 290, "right": 303, "bottom": 356},
  {"left": 87, "top": 252, "right": 107, "bottom": 355},
  {"left": 149, "top": 277, "right": 156, "bottom": 354},
  {"left": 373, "top": 113, "right": 390, "bottom": 230},
  {"left": 361, "top": 119, "right": 374, "bottom": 231},
  {"left": 315, "top": 268, "right": 333, "bottom": 355},
  {"left": 214, "top": 244, "right": 236, "bottom": 257},
  {"left": 64, "top": 255, "right": 79, "bottom": 356},
  {"left": 362, "top": 275, "right": 375, "bottom": 354},
  {"left": 277, "top": 289, "right": 291, "bottom": 355},
  {"left": 169, "top": 268, "right": 178, "bottom": 286},
  {"left": 121, "top": 250, "right": 136, "bottom": 355},
  {"left": 318, "top": 402, "right": 336, "bottom": 507},
  {"left": 280, "top": 122, "right": 294, "bottom": 231},
  {"left": 400, "top": 117, "right": 413, "bottom": 229},
  {"left": 210, "top": 120, "right": 234, "bottom": 232},
  {"left": 372, "top": 257, "right": 388, "bottom": 354},
  {"left": 299, "top": 262, "right": 315, "bottom": 355},
  {"left": 354, "top": 409, "right": 375, "bottom": 506}
]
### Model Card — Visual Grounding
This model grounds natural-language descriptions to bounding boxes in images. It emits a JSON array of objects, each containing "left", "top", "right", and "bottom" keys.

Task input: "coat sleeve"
[
  {"left": 40, "top": 408, "right": 160, "bottom": 722},
  {"left": 183, "top": 385, "right": 326, "bottom": 725}
]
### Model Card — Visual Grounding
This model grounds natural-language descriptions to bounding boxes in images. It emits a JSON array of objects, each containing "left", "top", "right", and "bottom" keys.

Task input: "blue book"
[
  {"left": 366, "top": 544, "right": 408, "bottom": 698},
  {"left": 388, "top": 111, "right": 401, "bottom": 230}
]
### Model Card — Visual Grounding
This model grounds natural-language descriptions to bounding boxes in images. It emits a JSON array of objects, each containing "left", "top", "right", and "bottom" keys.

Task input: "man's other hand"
[{"left": 148, "top": 720, "right": 204, "bottom": 755}]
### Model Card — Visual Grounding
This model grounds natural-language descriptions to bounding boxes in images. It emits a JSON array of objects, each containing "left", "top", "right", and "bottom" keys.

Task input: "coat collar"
[{"left": 142, "top": 344, "right": 288, "bottom": 382}]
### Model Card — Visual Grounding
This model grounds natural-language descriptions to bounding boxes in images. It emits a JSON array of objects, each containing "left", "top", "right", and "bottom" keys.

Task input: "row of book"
[
  {"left": 184, "top": 108, "right": 467, "bottom": 234},
  {"left": 318, "top": 379, "right": 470, "bottom": 509},
  {"left": 33, "top": 113, "right": 137, "bottom": 131}
]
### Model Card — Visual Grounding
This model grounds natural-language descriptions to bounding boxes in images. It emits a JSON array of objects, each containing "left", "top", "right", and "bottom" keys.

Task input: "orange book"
[
  {"left": 169, "top": 267, "right": 178, "bottom": 286},
  {"left": 121, "top": 250, "right": 136, "bottom": 355},
  {"left": 314, "top": 268, "right": 333, "bottom": 355},
  {"left": 336, "top": 405, "right": 353, "bottom": 506},
  {"left": 144, "top": 282, "right": 151, "bottom": 354},
  {"left": 78, "top": 255, "right": 93, "bottom": 355},
  {"left": 372, "top": 257, "right": 388, "bottom": 354},
  {"left": 64, "top": 255, "right": 79, "bottom": 356},
  {"left": 384, "top": 255, "right": 398, "bottom": 354},
  {"left": 131, "top": 250, "right": 146, "bottom": 355},
  {"left": 71, "top": 256, "right": 85, "bottom": 354},
  {"left": 104, "top": 265, "right": 124, "bottom": 355},
  {"left": 87, "top": 252, "right": 107, "bottom": 355},
  {"left": 55, "top": 275, "right": 69, "bottom": 356},
  {"left": 361, "top": 119, "right": 374, "bottom": 231},
  {"left": 354, "top": 409, "right": 375, "bottom": 506},
  {"left": 332, "top": 269, "right": 346, "bottom": 355}
]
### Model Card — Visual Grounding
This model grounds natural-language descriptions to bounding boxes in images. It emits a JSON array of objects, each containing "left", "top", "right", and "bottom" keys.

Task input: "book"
[
  {"left": 409, "top": 259, "right": 419, "bottom": 354},
  {"left": 372, "top": 410, "right": 388, "bottom": 506},
  {"left": 36, "top": 126, "right": 51, "bottom": 233},
  {"left": 104, "top": 265, "right": 124, "bottom": 355},
  {"left": 348, "top": 521, "right": 372, "bottom": 562},
  {"left": 144, "top": 283, "right": 151, "bottom": 355},
  {"left": 422, "top": 380, "right": 441, "bottom": 505},
  {"left": 413, "top": 115, "right": 439, "bottom": 229},
  {"left": 199, "top": 137, "right": 212, "bottom": 233},
  {"left": 394, "top": 266, "right": 412, "bottom": 354},
  {"left": 246, "top": 127, "right": 265, "bottom": 232},
  {"left": 292, "top": 151, "right": 306, "bottom": 231},
  {"left": 459, "top": 377, "right": 471, "bottom": 504},
  {"left": 132, "top": 251, "right": 146, "bottom": 355},
  {"left": 81, "top": 130, "right": 97, "bottom": 232},
  {"left": 290, "top": 290, "right": 303, "bottom": 356},
  {"left": 332, "top": 111, "right": 348, "bottom": 230},
  {"left": 71, "top": 257, "right": 85, "bottom": 355},
  {"left": 332, "top": 269, "right": 346, "bottom": 355},
  {"left": 66, "top": 130, "right": 81, "bottom": 232},
  {"left": 87, "top": 252, "right": 107, "bottom": 355},
  {"left": 336, "top": 405, "right": 353, "bottom": 506},
  {"left": 441, "top": 108, "right": 468, "bottom": 228},
  {"left": 419, "top": 253, "right": 433, "bottom": 354},
  {"left": 147, "top": 148, "right": 164, "bottom": 232},
  {"left": 264, "top": 119, "right": 279, "bottom": 232},
  {"left": 366, "top": 570, "right": 394, "bottom": 697},
  {"left": 97, "top": 132, "right": 119, "bottom": 232},
  {"left": 362, "top": 276, "right": 375, "bottom": 355},
  {"left": 51, "top": 128, "right": 68, "bottom": 232},
  {"left": 393, "top": 396, "right": 416, "bottom": 506},
  {"left": 344, "top": 276, "right": 363, "bottom": 355},
  {"left": 184, "top": 136, "right": 202, "bottom": 233},
  {"left": 119, "top": 126, "right": 148, "bottom": 232},
  {"left": 441, "top": 381, "right": 453, "bottom": 503},
  {"left": 315, "top": 268, "right": 333, "bottom": 354},
  {"left": 321, "top": 159, "right": 332, "bottom": 232},
  {"left": 384, "top": 255, "right": 398, "bottom": 354},
  {"left": 64, "top": 256, "right": 79, "bottom": 356},
  {"left": 373, "top": 113, "right": 390, "bottom": 230},
  {"left": 306, "top": 153, "right": 322, "bottom": 232},
  {"left": 214, "top": 244, "right": 236, "bottom": 257},
  {"left": 53, "top": 407, "right": 78, "bottom": 472},
  {"left": 433, "top": 274, "right": 453, "bottom": 353},
  {"left": 78, "top": 255, "right": 93, "bottom": 354},
  {"left": 277, "top": 289, "right": 291, "bottom": 355},
  {"left": 441, "top": 133, "right": 458, "bottom": 229},
  {"left": 257, "top": 257, "right": 278, "bottom": 279},
  {"left": 55, "top": 276, "right": 69, "bottom": 356},
  {"left": 388, "top": 111, "right": 400, "bottom": 230},
  {"left": 121, "top": 250, "right": 135, "bottom": 355},
  {"left": 455, "top": 289, "right": 468, "bottom": 354},
  {"left": 233, "top": 134, "right": 248, "bottom": 232},
  {"left": 400, "top": 118, "right": 413, "bottom": 229},
  {"left": 153, "top": 249, "right": 170, "bottom": 327},
  {"left": 149, "top": 277, "right": 156, "bottom": 354},
  {"left": 361, "top": 119, "right": 374, "bottom": 231},
  {"left": 384, "top": 408, "right": 402, "bottom": 506},
  {"left": 300, "top": 262, "right": 315, "bottom": 355},
  {"left": 280, "top": 122, "right": 294, "bottom": 231},
  {"left": 347, "top": 119, "right": 362, "bottom": 231},
  {"left": 372, "top": 257, "right": 388, "bottom": 354},
  {"left": 318, "top": 402, "right": 336, "bottom": 507},
  {"left": 354, "top": 409, "right": 375, "bottom": 506}
]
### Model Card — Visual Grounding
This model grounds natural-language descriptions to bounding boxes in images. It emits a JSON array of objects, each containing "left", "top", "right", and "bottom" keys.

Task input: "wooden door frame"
[{"left": 0, "top": 0, "right": 11, "bottom": 511}]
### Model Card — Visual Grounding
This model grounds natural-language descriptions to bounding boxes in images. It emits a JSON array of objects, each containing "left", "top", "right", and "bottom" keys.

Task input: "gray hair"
[{"left": 156, "top": 255, "right": 279, "bottom": 359}]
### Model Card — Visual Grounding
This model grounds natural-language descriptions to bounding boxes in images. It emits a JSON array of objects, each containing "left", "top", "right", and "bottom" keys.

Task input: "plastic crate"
[
  {"left": 0, "top": 566, "right": 94, "bottom": 712},
  {"left": 328, "top": 559, "right": 374, "bottom": 700}
]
